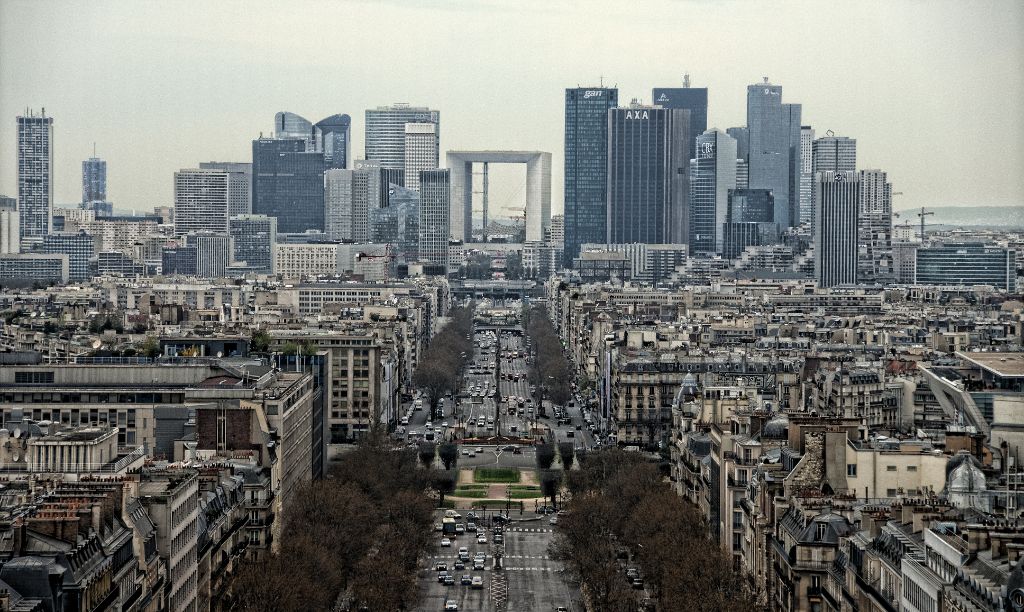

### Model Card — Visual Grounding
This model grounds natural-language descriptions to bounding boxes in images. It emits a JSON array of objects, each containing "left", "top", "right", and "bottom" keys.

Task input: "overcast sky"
[{"left": 1, "top": 0, "right": 1022, "bottom": 216}]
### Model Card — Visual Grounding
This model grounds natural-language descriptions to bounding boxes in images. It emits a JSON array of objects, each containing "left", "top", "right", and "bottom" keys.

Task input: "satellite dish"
[
  {"left": 12, "top": 453, "right": 19, "bottom": 462},
  {"left": 92, "top": 339, "right": 102, "bottom": 349},
  {"left": 13, "top": 427, "right": 21, "bottom": 439},
  {"left": 216, "top": 351, "right": 223, "bottom": 358}
]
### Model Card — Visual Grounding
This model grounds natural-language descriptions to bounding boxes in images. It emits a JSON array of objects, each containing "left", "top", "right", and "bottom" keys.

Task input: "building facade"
[
  {"left": 174, "top": 168, "right": 231, "bottom": 237},
  {"left": 365, "top": 103, "right": 439, "bottom": 169},
  {"left": 799, "top": 126, "right": 814, "bottom": 225},
  {"left": 419, "top": 169, "right": 451, "bottom": 270},
  {"left": 324, "top": 169, "right": 357, "bottom": 241},
  {"left": 811, "top": 134, "right": 857, "bottom": 174},
  {"left": 252, "top": 137, "right": 325, "bottom": 234},
  {"left": 652, "top": 81, "right": 708, "bottom": 149},
  {"left": 746, "top": 80, "right": 802, "bottom": 228},
  {"left": 198, "top": 161, "right": 251, "bottom": 217},
  {"left": 814, "top": 171, "right": 859, "bottom": 288},
  {"left": 857, "top": 168, "right": 893, "bottom": 283},
  {"left": 403, "top": 123, "right": 438, "bottom": 190},
  {"left": 17, "top": 110, "right": 54, "bottom": 240},
  {"left": 607, "top": 105, "right": 690, "bottom": 245},
  {"left": 40, "top": 231, "right": 95, "bottom": 281},
  {"left": 314, "top": 113, "right": 351, "bottom": 169},
  {"left": 564, "top": 86, "right": 618, "bottom": 267},
  {"left": 82, "top": 155, "right": 107, "bottom": 203},
  {"left": 689, "top": 129, "right": 738, "bottom": 253},
  {"left": 229, "top": 214, "right": 277, "bottom": 275},
  {"left": 914, "top": 243, "right": 1017, "bottom": 290}
]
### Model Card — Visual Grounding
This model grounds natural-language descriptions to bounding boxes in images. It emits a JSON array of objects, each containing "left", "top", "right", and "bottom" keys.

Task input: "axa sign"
[
  {"left": 624, "top": 110, "right": 649, "bottom": 120},
  {"left": 583, "top": 90, "right": 604, "bottom": 99}
]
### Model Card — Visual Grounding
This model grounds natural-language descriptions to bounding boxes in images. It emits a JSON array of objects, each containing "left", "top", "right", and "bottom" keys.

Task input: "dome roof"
[{"left": 947, "top": 457, "right": 986, "bottom": 494}]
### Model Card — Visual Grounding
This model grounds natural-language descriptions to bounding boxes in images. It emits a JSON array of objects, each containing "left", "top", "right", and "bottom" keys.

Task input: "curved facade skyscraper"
[
  {"left": 314, "top": 114, "right": 351, "bottom": 169},
  {"left": 274, "top": 111, "right": 313, "bottom": 149}
]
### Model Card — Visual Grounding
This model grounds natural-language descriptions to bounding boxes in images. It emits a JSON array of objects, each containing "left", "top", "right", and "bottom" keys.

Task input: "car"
[
  {"left": 493, "top": 534, "right": 503, "bottom": 543},
  {"left": 459, "top": 546, "right": 469, "bottom": 554},
  {"left": 513, "top": 447, "right": 522, "bottom": 454},
  {"left": 575, "top": 424, "right": 582, "bottom": 430},
  {"left": 445, "top": 510, "right": 462, "bottom": 519},
  {"left": 444, "top": 574, "right": 455, "bottom": 586},
  {"left": 626, "top": 568, "right": 640, "bottom": 580},
  {"left": 437, "top": 571, "right": 450, "bottom": 583},
  {"left": 477, "top": 535, "right": 487, "bottom": 544},
  {"left": 466, "top": 522, "right": 477, "bottom": 532},
  {"left": 502, "top": 445, "right": 517, "bottom": 451},
  {"left": 461, "top": 449, "right": 470, "bottom": 456},
  {"left": 557, "top": 608, "right": 569, "bottom": 612},
  {"left": 434, "top": 523, "right": 443, "bottom": 532},
  {"left": 435, "top": 562, "right": 448, "bottom": 571},
  {"left": 471, "top": 575, "right": 484, "bottom": 589},
  {"left": 440, "top": 538, "right": 451, "bottom": 547},
  {"left": 455, "top": 524, "right": 466, "bottom": 534},
  {"left": 461, "top": 574, "right": 473, "bottom": 585},
  {"left": 466, "top": 512, "right": 478, "bottom": 521},
  {"left": 631, "top": 578, "right": 644, "bottom": 589},
  {"left": 473, "top": 559, "right": 485, "bottom": 570},
  {"left": 475, "top": 447, "right": 484, "bottom": 453},
  {"left": 549, "top": 517, "right": 558, "bottom": 525},
  {"left": 454, "top": 560, "right": 465, "bottom": 570}
]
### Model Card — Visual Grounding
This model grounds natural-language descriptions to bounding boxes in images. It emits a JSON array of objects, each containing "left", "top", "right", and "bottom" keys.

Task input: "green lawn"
[
  {"left": 473, "top": 468, "right": 521, "bottom": 483},
  {"left": 508, "top": 485, "right": 540, "bottom": 491},
  {"left": 471, "top": 499, "right": 524, "bottom": 510},
  {"left": 453, "top": 489, "right": 488, "bottom": 498},
  {"left": 507, "top": 490, "right": 544, "bottom": 499},
  {"left": 455, "top": 484, "right": 489, "bottom": 490}
]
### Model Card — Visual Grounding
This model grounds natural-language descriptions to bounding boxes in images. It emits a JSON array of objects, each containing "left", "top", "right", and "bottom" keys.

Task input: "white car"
[
  {"left": 441, "top": 538, "right": 452, "bottom": 547},
  {"left": 477, "top": 535, "right": 487, "bottom": 544}
]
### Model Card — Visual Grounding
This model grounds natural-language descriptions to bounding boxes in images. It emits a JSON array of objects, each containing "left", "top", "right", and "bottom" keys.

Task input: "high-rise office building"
[
  {"left": 799, "top": 126, "right": 814, "bottom": 225},
  {"left": 607, "top": 105, "right": 691, "bottom": 245},
  {"left": 173, "top": 169, "right": 231, "bottom": 237},
  {"left": 814, "top": 171, "right": 859, "bottom": 288},
  {"left": 82, "top": 155, "right": 106, "bottom": 203},
  {"left": 722, "top": 189, "right": 777, "bottom": 259},
  {"left": 199, "top": 162, "right": 251, "bottom": 216},
  {"left": 161, "top": 245, "right": 197, "bottom": 276},
  {"left": 746, "top": 79, "right": 802, "bottom": 228},
  {"left": 313, "top": 114, "right": 351, "bottom": 169},
  {"left": 727, "top": 127, "right": 750, "bottom": 160},
  {"left": 913, "top": 243, "right": 1016, "bottom": 291},
  {"left": 370, "top": 184, "right": 419, "bottom": 263},
  {"left": 229, "top": 214, "right": 277, "bottom": 275},
  {"left": 0, "top": 207, "right": 19, "bottom": 255},
  {"left": 40, "top": 231, "right": 94, "bottom": 281},
  {"left": 185, "top": 232, "right": 232, "bottom": 278},
  {"left": 812, "top": 134, "right": 857, "bottom": 174},
  {"left": 563, "top": 86, "right": 618, "bottom": 267},
  {"left": 418, "top": 169, "right": 450, "bottom": 270},
  {"left": 274, "top": 112, "right": 313, "bottom": 148},
  {"left": 365, "top": 104, "right": 440, "bottom": 169},
  {"left": 17, "top": 110, "right": 54, "bottom": 240},
  {"left": 252, "top": 138, "right": 326, "bottom": 234},
  {"left": 324, "top": 169, "right": 357, "bottom": 241},
  {"left": 857, "top": 169, "right": 893, "bottom": 282},
  {"left": 652, "top": 77, "right": 708, "bottom": 149},
  {"left": 403, "top": 123, "right": 438, "bottom": 190},
  {"left": 689, "top": 129, "right": 737, "bottom": 253}
]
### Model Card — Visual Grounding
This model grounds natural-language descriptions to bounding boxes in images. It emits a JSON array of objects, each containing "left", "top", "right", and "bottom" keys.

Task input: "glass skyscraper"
[
  {"left": 563, "top": 86, "right": 618, "bottom": 267},
  {"left": 746, "top": 80, "right": 802, "bottom": 228},
  {"left": 418, "top": 169, "right": 450, "bottom": 270},
  {"left": 722, "top": 189, "right": 777, "bottom": 259},
  {"left": 913, "top": 244, "right": 1016, "bottom": 291},
  {"left": 814, "top": 171, "right": 859, "bottom": 288},
  {"left": 17, "top": 110, "right": 53, "bottom": 240},
  {"left": 607, "top": 105, "right": 690, "bottom": 245},
  {"left": 652, "top": 84, "right": 708, "bottom": 149},
  {"left": 365, "top": 104, "right": 440, "bottom": 170},
  {"left": 274, "top": 111, "right": 313, "bottom": 148},
  {"left": 314, "top": 114, "right": 352, "bottom": 169},
  {"left": 689, "top": 129, "right": 737, "bottom": 253},
  {"left": 370, "top": 183, "right": 419, "bottom": 263},
  {"left": 811, "top": 134, "right": 857, "bottom": 174},
  {"left": 82, "top": 156, "right": 106, "bottom": 203},
  {"left": 252, "top": 138, "right": 325, "bottom": 234},
  {"left": 229, "top": 214, "right": 277, "bottom": 275}
]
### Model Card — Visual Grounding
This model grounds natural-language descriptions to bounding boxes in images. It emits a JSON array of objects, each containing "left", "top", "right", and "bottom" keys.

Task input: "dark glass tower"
[
  {"left": 722, "top": 189, "right": 777, "bottom": 259},
  {"left": 314, "top": 114, "right": 352, "bottom": 169},
  {"left": 607, "top": 106, "right": 690, "bottom": 245},
  {"left": 82, "top": 156, "right": 107, "bottom": 203},
  {"left": 746, "top": 79, "right": 802, "bottom": 228},
  {"left": 651, "top": 85, "right": 707, "bottom": 149},
  {"left": 563, "top": 87, "right": 618, "bottom": 267},
  {"left": 252, "top": 138, "right": 325, "bottom": 234}
]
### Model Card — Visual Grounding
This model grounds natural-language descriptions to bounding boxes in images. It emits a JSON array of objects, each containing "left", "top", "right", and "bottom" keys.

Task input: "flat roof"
[{"left": 956, "top": 351, "right": 1024, "bottom": 378}]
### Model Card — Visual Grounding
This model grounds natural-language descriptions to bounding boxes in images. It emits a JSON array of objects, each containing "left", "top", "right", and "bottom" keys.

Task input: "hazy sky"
[{"left": 1, "top": 0, "right": 1022, "bottom": 216}]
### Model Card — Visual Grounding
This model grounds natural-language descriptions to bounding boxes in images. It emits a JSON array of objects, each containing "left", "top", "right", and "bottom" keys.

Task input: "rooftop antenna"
[
  {"left": 599, "top": 75, "right": 604, "bottom": 87},
  {"left": 683, "top": 73, "right": 690, "bottom": 88},
  {"left": 93, "top": 142, "right": 96, "bottom": 157},
  {"left": 763, "top": 76, "right": 769, "bottom": 85}
]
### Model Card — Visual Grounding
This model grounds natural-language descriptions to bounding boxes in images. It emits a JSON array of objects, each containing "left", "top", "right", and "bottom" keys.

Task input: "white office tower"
[
  {"left": 365, "top": 104, "right": 440, "bottom": 169},
  {"left": 799, "top": 126, "right": 814, "bottom": 224},
  {"left": 857, "top": 169, "right": 893, "bottom": 282},
  {"left": 814, "top": 171, "right": 859, "bottom": 288},
  {"left": 403, "top": 123, "right": 439, "bottom": 190},
  {"left": 185, "top": 232, "right": 232, "bottom": 278},
  {"left": 199, "top": 162, "right": 251, "bottom": 216},
  {"left": 173, "top": 169, "right": 231, "bottom": 237},
  {"left": 17, "top": 110, "right": 54, "bottom": 241},
  {"left": 0, "top": 208, "right": 20, "bottom": 254}
]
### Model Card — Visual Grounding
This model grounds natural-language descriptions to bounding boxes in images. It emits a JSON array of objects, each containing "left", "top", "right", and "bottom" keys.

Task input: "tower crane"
[{"left": 917, "top": 207, "right": 934, "bottom": 243}]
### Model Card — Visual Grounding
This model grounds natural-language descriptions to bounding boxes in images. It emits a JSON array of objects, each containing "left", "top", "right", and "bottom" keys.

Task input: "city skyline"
[{"left": 1, "top": 0, "right": 1021, "bottom": 215}]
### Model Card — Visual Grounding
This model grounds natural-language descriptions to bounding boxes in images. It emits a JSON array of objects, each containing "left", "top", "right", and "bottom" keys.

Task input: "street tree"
[
  {"left": 417, "top": 443, "right": 436, "bottom": 469},
  {"left": 438, "top": 442, "right": 458, "bottom": 470},
  {"left": 535, "top": 443, "right": 556, "bottom": 469},
  {"left": 558, "top": 442, "right": 575, "bottom": 470},
  {"left": 539, "top": 469, "right": 561, "bottom": 508}
]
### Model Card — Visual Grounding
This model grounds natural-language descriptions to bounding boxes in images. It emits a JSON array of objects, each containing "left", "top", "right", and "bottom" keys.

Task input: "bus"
[{"left": 442, "top": 517, "right": 457, "bottom": 537}]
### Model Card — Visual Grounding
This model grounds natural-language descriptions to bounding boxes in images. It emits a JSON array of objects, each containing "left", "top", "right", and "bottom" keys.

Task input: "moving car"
[
  {"left": 440, "top": 538, "right": 451, "bottom": 547},
  {"left": 471, "top": 576, "right": 484, "bottom": 589},
  {"left": 461, "top": 574, "right": 473, "bottom": 585}
]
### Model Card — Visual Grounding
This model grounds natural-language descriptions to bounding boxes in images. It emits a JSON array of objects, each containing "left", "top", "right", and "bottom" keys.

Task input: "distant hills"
[{"left": 895, "top": 206, "right": 1024, "bottom": 229}]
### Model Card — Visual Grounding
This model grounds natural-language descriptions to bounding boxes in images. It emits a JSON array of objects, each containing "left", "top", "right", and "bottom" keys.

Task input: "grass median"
[{"left": 473, "top": 468, "right": 521, "bottom": 483}]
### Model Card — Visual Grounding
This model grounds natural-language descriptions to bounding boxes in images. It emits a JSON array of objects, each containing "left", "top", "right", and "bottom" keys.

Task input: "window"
[
  {"left": 847, "top": 464, "right": 857, "bottom": 477},
  {"left": 907, "top": 465, "right": 917, "bottom": 472},
  {"left": 14, "top": 371, "right": 54, "bottom": 384},
  {"left": 886, "top": 465, "right": 897, "bottom": 472}
]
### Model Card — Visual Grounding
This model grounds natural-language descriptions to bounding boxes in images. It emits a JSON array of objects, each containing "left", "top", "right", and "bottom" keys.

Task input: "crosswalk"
[
  {"left": 503, "top": 566, "right": 555, "bottom": 572},
  {"left": 504, "top": 527, "right": 553, "bottom": 533}
]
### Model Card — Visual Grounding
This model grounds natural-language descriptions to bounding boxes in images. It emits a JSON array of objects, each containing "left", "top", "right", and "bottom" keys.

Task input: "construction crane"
[{"left": 917, "top": 206, "right": 934, "bottom": 243}]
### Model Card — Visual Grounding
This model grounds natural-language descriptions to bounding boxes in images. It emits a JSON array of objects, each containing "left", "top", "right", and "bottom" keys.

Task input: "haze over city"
[{"left": 1, "top": 0, "right": 1022, "bottom": 212}]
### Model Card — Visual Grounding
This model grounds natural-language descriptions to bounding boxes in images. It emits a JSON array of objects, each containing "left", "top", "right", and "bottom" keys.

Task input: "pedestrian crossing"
[
  {"left": 503, "top": 566, "right": 554, "bottom": 572},
  {"left": 505, "top": 527, "right": 553, "bottom": 533},
  {"left": 502, "top": 554, "right": 548, "bottom": 559}
]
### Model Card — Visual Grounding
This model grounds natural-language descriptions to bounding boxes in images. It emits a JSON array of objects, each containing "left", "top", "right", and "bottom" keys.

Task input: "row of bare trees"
[
  {"left": 227, "top": 436, "right": 436, "bottom": 611},
  {"left": 412, "top": 306, "right": 474, "bottom": 419},
  {"left": 551, "top": 449, "right": 757, "bottom": 611},
  {"left": 522, "top": 305, "right": 572, "bottom": 408}
]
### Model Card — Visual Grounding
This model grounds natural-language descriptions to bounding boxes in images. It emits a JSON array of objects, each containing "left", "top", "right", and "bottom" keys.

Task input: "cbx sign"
[
  {"left": 624, "top": 110, "right": 649, "bottom": 120},
  {"left": 583, "top": 90, "right": 604, "bottom": 99}
]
